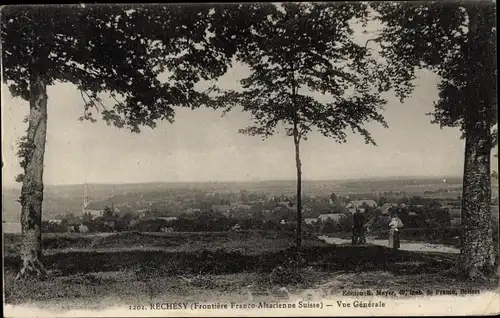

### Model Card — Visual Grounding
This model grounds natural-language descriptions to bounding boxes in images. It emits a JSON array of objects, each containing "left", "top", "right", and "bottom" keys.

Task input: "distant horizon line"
[{"left": 2, "top": 175, "right": 464, "bottom": 189}]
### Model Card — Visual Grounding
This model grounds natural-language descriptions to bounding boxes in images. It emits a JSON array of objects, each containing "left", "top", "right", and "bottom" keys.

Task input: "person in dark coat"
[{"left": 352, "top": 209, "right": 366, "bottom": 244}]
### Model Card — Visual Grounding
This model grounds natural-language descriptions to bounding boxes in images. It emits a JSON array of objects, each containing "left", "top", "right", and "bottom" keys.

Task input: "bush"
[
  {"left": 42, "top": 221, "right": 65, "bottom": 233},
  {"left": 367, "top": 215, "right": 391, "bottom": 231},
  {"left": 134, "top": 220, "right": 163, "bottom": 232},
  {"left": 337, "top": 215, "right": 353, "bottom": 232},
  {"left": 42, "top": 235, "right": 94, "bottom": 250},
  {"left": 269, "top": 253, "right": 306, "bottom": 285},
  {"left": 167, "top": 213, "right": 236, "bottom": 232}
]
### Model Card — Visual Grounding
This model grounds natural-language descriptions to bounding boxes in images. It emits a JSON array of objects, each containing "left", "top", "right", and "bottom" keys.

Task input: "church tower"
[{"left": 83, "top": 182, "right": 89, "bottom": 212}]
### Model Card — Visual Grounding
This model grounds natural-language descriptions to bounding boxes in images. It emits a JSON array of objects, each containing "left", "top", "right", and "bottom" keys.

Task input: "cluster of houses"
[
  {"left": 210, "top": 200, "right": 307, "bottom": 217},
  {"left": 303, "top": 199, "right": 466, "bottom": 229},
  {"left": 4, "top": 193, "right": 499, "bottom": 234},
  {"left": 306, "top": 199, "right": 499, "bottom": 230},
  {"left": 304, "top": 199, "right": 389, "bottom": 225},
  {"left": 67, "top": 198, "right": 500, "bottom": 232}
]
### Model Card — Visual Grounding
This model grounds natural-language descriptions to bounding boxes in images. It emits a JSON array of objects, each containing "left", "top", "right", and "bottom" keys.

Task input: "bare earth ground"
[
  {"left": 318, "top": 235, "right": 461, "bottom": 254},
  {"left": 3, "top": 231, "right": 498, "bottom": 311}
]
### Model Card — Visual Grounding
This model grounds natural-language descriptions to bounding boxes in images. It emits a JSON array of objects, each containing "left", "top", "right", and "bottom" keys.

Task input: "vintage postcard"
[{"left": 2, "top": 2, "right": 499, "bottom": 317}]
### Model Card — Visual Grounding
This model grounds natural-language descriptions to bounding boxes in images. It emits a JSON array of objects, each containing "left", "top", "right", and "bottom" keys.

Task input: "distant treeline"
[
  {"left": 340, "top": 177, "right": 463, "bottom": 189},
  {"left": 44, "top": 198, "right": 460, "bottom": 235}
]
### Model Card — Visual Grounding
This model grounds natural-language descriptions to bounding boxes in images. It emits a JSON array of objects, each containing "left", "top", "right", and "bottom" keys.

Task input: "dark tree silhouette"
[
  {"left": 1, "top": 4, "right": 254, "bottom": 280},
  {"left": 209, "top": 3, "right": 393, "bottom": 249},
  {"left": 102, "top": 206, "right": 115, "bottom": 218},
  {"left": 373, "top": 1, "right": 496, "bottom": 279}
]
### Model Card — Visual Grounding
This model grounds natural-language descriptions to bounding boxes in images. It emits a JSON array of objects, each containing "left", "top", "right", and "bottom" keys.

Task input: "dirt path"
[{"left": 318, "top": 235, "right": 460, "bottom": 254}]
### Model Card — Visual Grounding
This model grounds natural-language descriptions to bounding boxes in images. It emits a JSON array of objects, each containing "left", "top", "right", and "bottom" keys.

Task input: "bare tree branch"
[{"left": 364, "top": 36, "right": 382, "bottom": 49}]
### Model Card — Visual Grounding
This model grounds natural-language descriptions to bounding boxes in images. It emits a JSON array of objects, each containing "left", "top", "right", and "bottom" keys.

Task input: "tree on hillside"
[
  {"left": 82, "top": 212, "right": 93, "bottom": 223},
  {"left": 377, "top": 196, "right": 388, "bottom": 207},
  {"left": 102, "top": 205, "right": 115, "bottom": 218},
  {"left": 373, "top": 1, "right": 497, "bottom": 279},
  {"left": 1, "top": 4, "right": 260, "bottom": 280},
  {"left": 209, "top": 3, "right": 393, "bottom": 249}
]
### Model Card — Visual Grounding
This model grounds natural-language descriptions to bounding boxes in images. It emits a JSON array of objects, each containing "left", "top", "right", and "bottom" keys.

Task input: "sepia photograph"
[{"left": 1, "top": 2, "right": 499, "bottom": 317}]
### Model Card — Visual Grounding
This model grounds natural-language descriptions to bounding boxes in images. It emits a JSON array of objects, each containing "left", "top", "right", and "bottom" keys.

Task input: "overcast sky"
[
  {"left": 1, "top": 11, "right": 497, "bottom": 187},
  {"left": 3, "top": 66, "right": 483, "bottom": 187}
]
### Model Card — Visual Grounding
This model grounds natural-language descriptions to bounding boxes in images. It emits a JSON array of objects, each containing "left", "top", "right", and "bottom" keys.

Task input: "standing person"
[
  {"left": 388, "top": 210, "right": 404, "bottom": 249},
  {"left": 352, "top": 209, "right": 365, "bottom": 245}
]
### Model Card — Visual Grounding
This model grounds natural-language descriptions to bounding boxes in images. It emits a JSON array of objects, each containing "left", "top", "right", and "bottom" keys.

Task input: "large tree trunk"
[
  {"left": 16, "top": 76, "right": 48, "bottom": 281},
  {"left": 460, "top": 5, "right": 496, "bottom": 280},
  {"left": 293, "top": 121, "right": 302, "bottom": 250},
  {"left": 460, "top": 128, "right": 495, "bottom": 279}
]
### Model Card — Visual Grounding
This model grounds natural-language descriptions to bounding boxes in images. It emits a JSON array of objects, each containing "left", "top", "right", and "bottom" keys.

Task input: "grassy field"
[
  {"left": 3, "top": 231, "right": 499, "bottom": 309},
  {"left": 4, "top": 231, "right": 324, "bottom": 256}
]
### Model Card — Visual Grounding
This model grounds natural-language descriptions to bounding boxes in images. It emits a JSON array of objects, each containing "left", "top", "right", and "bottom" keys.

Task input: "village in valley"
[
  {"left": 2, "top": 2, "right": 498, "bottom": 315},
  {"left": 4, "top": 179, "right": 498, "bottom": 248},
  {"left": 4, "top": 176, "right": 499, "bottom": 309}
]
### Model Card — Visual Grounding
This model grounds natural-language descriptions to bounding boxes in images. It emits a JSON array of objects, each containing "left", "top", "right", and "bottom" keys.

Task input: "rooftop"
[{"left": 346, "top": 200, "right": 378, "bottom": 208}]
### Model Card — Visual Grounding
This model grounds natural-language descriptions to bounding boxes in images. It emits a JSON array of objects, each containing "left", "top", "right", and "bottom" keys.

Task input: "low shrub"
[
  {"left": 269, "top": 252, "right": 307, "bottom": 285},
  {"left": 42, "top": 235, "right": 94, "bottom": 250}
]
